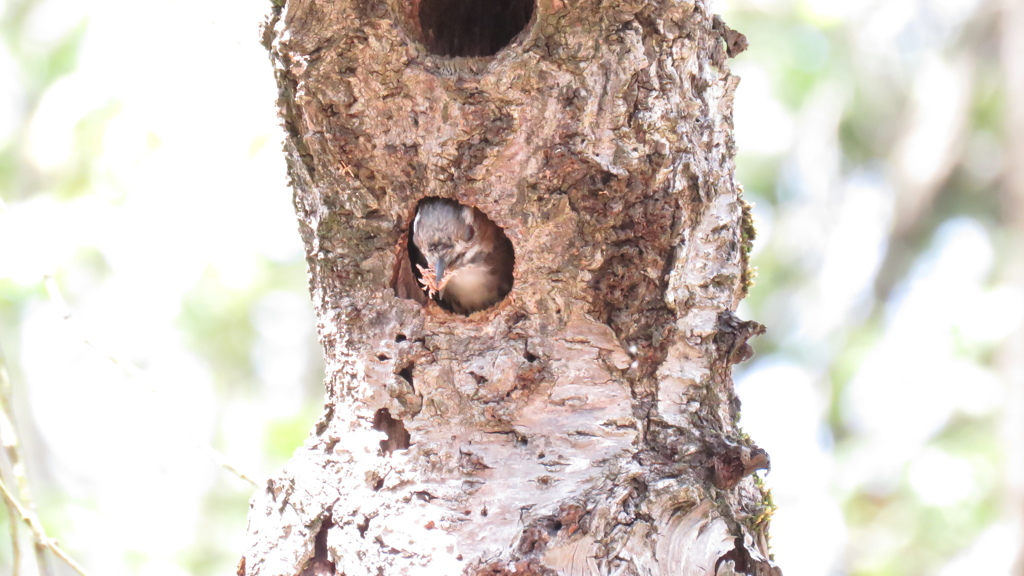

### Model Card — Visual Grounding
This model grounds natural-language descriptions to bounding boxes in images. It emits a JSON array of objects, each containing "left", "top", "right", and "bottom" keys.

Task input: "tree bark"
[{"left": 243, "top": 0, "right": 777, "bottom": 574}]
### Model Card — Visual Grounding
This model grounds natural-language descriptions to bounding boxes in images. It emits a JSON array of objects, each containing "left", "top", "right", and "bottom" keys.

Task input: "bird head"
[{"left": 411, "top": 198, "right": 476, "bottom": 284}]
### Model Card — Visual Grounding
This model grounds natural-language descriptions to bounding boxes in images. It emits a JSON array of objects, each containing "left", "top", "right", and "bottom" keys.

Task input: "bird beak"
[{"left": 434, "top": 257, "right": 447, "bottom": 283}]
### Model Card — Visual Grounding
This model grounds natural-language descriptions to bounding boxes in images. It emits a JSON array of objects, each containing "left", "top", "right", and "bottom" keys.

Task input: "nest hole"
[
  {"left": 393, "top": 197, "right": 515, "bottom": 316},
  {"left": 417, "top": 0, "right": 534, "bottom": 57}
]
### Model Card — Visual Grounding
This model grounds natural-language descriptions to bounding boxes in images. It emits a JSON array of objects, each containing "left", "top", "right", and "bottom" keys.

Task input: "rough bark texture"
[{"left": 244, "top": 0, "right": 778, "bottom": 574}]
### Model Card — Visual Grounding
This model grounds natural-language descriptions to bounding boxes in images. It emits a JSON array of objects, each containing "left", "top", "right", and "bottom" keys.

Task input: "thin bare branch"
[
  {"left": 0, "top": 476, "right": 93, "bottom": 576},
  {"left": 3, "top": 491, "right": 20, "bottom": 576},
  {"left": 0, "top": 344, "right": 40, "bottom": 576}
]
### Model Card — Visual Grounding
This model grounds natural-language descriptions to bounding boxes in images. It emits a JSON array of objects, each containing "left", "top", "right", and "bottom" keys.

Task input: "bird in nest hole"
[{"left": 411, "top": 198, "right": 514, "bottom": 315}]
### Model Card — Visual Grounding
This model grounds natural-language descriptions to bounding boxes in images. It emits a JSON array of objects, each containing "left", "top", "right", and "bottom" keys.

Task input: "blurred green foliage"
[
  {"left": 0, "top": 0, "right": 324, "bottom": 574},
  {"left": 724, "top": 0, "right": 1013, "bottom": 574}
]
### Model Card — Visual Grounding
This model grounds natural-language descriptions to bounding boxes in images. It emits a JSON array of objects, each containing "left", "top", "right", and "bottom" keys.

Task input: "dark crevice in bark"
[
  {"left": 485, "top": 429, "right": 529, "bottom": 447},
  {"left": 357, "top": 516, "right": 371, "bottom": 538},
  {"left": 393, "top": 210, "right": 427, "bottom": 306},
  {"left": 372, "top": 408, "right": 411, "bottom": 454},
  {"left": 397, "top": 363, "right": 415, "bottom": 389},
  {"left": 314, "top": 405, "right": 334, "bottom": 437},
  {"left": 298, "top": 516, "right": 335, "bottom": 576},
  {"left": 705, "top": 443, "right": 771, "bottom": 491},
  {"left": 716, "top": 536, "right": 782, "bottom": 576}
]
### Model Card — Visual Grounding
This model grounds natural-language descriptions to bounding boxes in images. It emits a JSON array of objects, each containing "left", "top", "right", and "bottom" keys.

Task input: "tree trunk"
[{"left": 243, "top": 0, "right": 778, "bottom": 574}]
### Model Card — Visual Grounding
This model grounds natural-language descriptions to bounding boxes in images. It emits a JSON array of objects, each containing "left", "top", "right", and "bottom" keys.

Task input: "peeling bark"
[{"left": 243, "top": 0, "right": 777, "bottom": 574}]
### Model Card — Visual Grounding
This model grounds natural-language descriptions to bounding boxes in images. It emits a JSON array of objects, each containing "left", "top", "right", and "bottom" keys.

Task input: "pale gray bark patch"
[{"left": 244, "top": 0, "right": 779, "bottom": 574}]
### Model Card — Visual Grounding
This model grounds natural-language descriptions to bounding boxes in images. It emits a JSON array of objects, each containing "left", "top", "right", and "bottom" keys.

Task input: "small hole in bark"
[
  {"left": 523, "top": 350, "right": 538, "bottom": 363},
  {"left": 398, "top": 363, "right": 415, "bottom": 386},
  {"left": 405, "top": 197, "right": 515, "bottom": 316},
  {"left": 357, "top": 516, "right": 371, "bottom": 538},
  {"left": 395, "top": 333, "right": 407, "bottom": 343},
  {"left": 372, "top": 408, "right": 411, "bottom": 454},
  {"left": 480, "top": 507, "right": 488, "bottom": 517},
  {"left": 299, "top": 516, "right": 336, "bottom": 576},
  {"left": 470, "top": 372, "right": 487, "bottom": 385},
  {"left": 417, "top": 0, "right": 534, "bottom": 57},
  {"left": 376, "top": 353, "right": 390, "bottom": 361}
]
